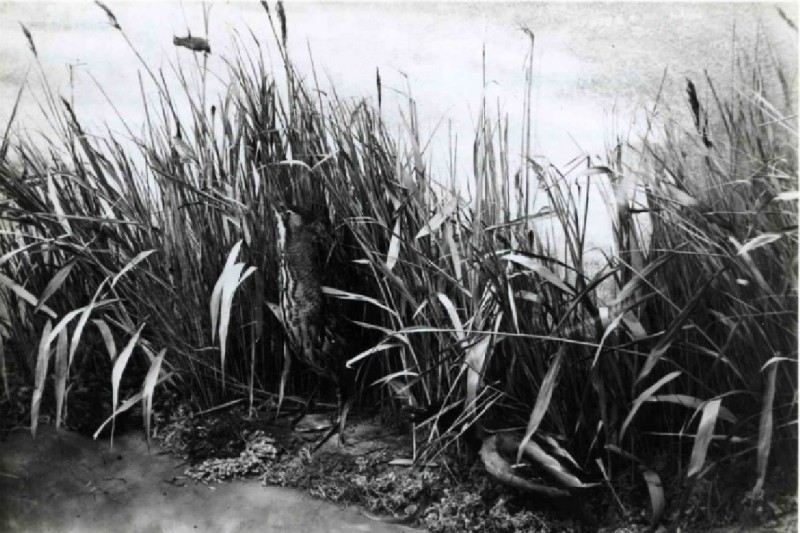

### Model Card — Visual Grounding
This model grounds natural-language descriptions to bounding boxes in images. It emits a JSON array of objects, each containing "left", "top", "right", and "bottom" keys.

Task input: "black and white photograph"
[{"left": 0, "top": 1, "right": 797, "bottom": 531}]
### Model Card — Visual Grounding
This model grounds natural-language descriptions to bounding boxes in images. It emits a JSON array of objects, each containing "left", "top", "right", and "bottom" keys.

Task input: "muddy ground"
[{"left": 0, "top": 424, "right": 412, "bottom": 532}]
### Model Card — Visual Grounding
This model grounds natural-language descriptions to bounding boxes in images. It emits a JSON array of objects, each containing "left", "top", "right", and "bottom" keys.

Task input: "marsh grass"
[{"left": 0, "top": 2, "right": 795, "bottom": 522}]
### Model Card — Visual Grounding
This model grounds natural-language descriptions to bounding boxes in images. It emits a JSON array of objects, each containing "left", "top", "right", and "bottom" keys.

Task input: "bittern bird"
[{"left": 274, "top": 204, "right": 354, "bottom": 445}]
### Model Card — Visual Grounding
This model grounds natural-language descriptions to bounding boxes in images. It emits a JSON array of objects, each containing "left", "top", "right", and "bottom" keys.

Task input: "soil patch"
[{"left": 0, "top": 425, "right": 412, "bottom": 532}]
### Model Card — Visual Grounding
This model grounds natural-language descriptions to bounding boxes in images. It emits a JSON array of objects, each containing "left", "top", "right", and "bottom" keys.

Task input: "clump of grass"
[{"left": 0, "top": 2, "right": 795, "bottom": 528}]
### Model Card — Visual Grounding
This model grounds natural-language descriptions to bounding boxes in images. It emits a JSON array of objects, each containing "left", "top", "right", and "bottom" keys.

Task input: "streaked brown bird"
[{"left": 274, "top": 204, "right": 354, "bottom": 445}]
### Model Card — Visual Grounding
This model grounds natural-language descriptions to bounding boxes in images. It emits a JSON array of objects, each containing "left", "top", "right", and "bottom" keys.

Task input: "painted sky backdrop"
[{"left": 0, "top": 1, "right": 797, "bottom": 245}]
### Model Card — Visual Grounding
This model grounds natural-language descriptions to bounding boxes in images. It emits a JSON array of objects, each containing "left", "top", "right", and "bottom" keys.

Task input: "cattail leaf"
[
  {"left": 371, "top": 370, "right": 420, "bottom": 388},
  {"left": 687, "top": 398, "right": 722, "bottom": 478},
  {"left": 386, "top": 217, "right": 402, "bottom": 271},
  {"left": 31, "top": 320, "right": 53, "bottom": 438},
  {"left": 0, "top": 273, "right": 57, "bottom": 318},
  {"left": 517, "top": 349, "right": 563, "bottom": 464},
  {"left": 415, "top": 197, "right": 458, "bottom": 239},
  {"left": 518, "top": 437, "right": 594, "bottom": 489},
  {"left": 111, "top": 249, "right": 156, "bottom": 288},
  {"left": 592, "top": 313, "right": 625, "bottom": 367},
  {"left": 222, "top": 240, "right": 244, "bottom": 271},
  {"left": 210, "top": 273, "right": 226, "bottom": 342},
  {"left": 0, "top": 238, "right": 52, "bottom": 268},
  {"left": 45, "top": 298, "right": 115, "bottom": 348},
  {"left": 541, "top": 434, "right": 582, "bottom": 471},
  {"left": 346, "top": 342, "right": 402, "bottom": 369},
  {"left": 736, "top": 233, "right": 782, "bottom": 256},
  {"left": 729, "top": 236, "right": 772, "bottom": 294},
  {"left": 639, "top": 342, "right": 672, "bottom": 383},
  {"left": 310, "top": 152, "right": 337, "bottom": 173},
  {"left": 412, "top": 300, "right": 429, "bottom": 319},
  {"left": 760, "top": 356, "right": 794, "bottom": 371},
  {"left": 35, "top": 261, "right": 75, "bottom": 314},
  {"left": 110, "top": 324, "right": 145, "bottom": 446},
  {"left": 640, "top": 467, "right": 666, "bottom": 524},
  {"left": 218, "top": 263, "right": 246, "bottom": 386},
  {"left": 276, "top": 343, "right": 291, "bottom": 420},
  {"left": 322, "top": 286, "right": 399, "bottom": 318},
  {"left": 137, "top": 342, "right": 158, "bottom": 366},
  {"left": 502, "top": 254, "right": 575, "bottom": 295},
  {"left": 142, "top": 348, "right": 166, "bottom": 448},
  {"left": 67, "top": 298, "right": 117, "bottom": 370},
  {"left": 443, "top": 222, "right": 462, "bottom": 282},
  {"left": 464, "top": 335, "right": 491, "bottom": 413},
  {"left": 274, "top": 158, "right": 312, "bottom": 171},
  {"left": 437, "top": 293, "right": 464, "bottom": 341},
  {"left": 46, "top": 308, "right": 87, "bottom": 347},
  {"left": 238, "top": 265, "right": 257, "bottom": 287},
  {"left": 54, "top": 328, "right": 69, "bottom": 429},
  {"left": 92, "top": 319, "right": 117, "bottom": 361},
  {"left": 351, "top": 320, "right": 398, "bottom": 337},
  {"left": 47, "top": 173, "right": 71, "bottom": 235},
  {"left": 622, "top": 312, "right": 648, "bottom": 340},
  {"left": 507, "top": 284, "right": 519, "bottom": 333},
  {"left": 648, "top": 394, "right": 737, "bottom": 424},
  {"left": 399, "top": 111, "right": 425, "bottom": 180},
  {"left": 480, "top": 435, "right": 570, "bottom": 497},
  {"left": 753, "top": 363, "right": 778, "bottom": 495},
  {"left": 211, "top": 241, "right": 243, "bottom": 342},
  {"left": 611, "top": 252, "right": 673, "bottom": 307},
  {"left": 638, "top": 270, "right": 720, "bottom": 382},
  {"left": 94, "top": 372, "right": 174, "bottom": 440},
  {"left": 620, "top": 370, "right": 681, "bottom": 441},
  {"left": 662, "top": 183, "right": 699, "bottom": 207}
]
